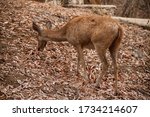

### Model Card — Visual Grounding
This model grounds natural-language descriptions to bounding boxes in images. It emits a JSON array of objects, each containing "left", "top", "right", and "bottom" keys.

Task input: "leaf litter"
[{"left": 0, "top": 0, "right": 150, "bottom": 100}]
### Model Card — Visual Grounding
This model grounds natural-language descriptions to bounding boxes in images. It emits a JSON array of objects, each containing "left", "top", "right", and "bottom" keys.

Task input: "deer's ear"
[
  {"left": 46, "top": 21, "right": 52, "bottom": 29},
  {"left": 33, "top": 22, "right": 42, "bottom": 35}
]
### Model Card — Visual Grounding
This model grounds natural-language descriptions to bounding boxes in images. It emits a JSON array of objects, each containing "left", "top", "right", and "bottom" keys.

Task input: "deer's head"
[{"left": 32, "top": 21, "right": 52, "bottom": 51}]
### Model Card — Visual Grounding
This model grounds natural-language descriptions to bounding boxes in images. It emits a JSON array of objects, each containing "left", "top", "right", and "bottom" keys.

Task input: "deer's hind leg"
[
  {"left": 93, "top": 43, "right": 109, "bottom": 88},
  {"left": 109, "top": 43, "right": 119, "bottom": 95}
]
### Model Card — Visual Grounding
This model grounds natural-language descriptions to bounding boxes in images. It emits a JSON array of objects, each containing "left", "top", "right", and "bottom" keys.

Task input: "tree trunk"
[
  {"left": 121, "top": 0, "right": 150, "bottom": 18},
  {"left": 84, "top": 0, "right": 101, "bottom": 4},
  {"left": 101, "top": 0, "right": 113, "bottom": 4},
  {"left": 143, "top": 0, "right": 150, "bottom": 17},
  {"left": 72, "top": 0, "right": 77, "bottom": 4},
  {"left": 61, "top": 0, "right": 69, "bottom": 6},
  {"left": 122, "top": 0, "right": 137, "bottom": 17},
  {"left": 53, "top": 0, "right": 57, "bottom": 5}
]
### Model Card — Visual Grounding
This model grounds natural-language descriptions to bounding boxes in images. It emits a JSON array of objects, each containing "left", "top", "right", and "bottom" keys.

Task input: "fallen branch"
[
  {"left": 66, "top": 4, "right": 116, "bottom": 9},
  {"left": 66, "top": 5, "right": 116, "bottom": 16},
  {"left": 113, "top": 16, "right": 150, "bottom": 30}
]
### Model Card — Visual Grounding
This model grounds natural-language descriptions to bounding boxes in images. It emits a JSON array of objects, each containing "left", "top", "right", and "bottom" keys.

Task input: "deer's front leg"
[
  {"left": 37, "top": 40, "right": 47, "bottom": 51},
  {"left": 76, "top": 45, "right": 88, "bottom": 80}
]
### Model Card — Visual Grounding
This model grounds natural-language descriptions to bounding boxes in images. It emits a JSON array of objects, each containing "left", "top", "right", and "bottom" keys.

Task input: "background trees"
[
  {"left": 121, "top": 0, "right": 150, "bottom": 18},
  {"left": 60, "top": 0, "right": 150, "bottom": 18}
]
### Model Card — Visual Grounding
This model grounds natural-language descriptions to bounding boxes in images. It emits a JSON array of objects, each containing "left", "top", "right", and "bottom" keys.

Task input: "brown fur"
[{"left": 33, "top": 15, "right": 123, "bottom": 95}]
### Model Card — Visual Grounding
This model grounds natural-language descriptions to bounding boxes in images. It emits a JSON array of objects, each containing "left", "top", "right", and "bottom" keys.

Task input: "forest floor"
[{"left": 0, "top": 0, "right": 150, "bottom": 100}]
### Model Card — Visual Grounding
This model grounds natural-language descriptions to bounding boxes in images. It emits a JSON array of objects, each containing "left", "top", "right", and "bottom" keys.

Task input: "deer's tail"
[
  {"left": 110, "top": 25, "right": 123, "bottom": 51},
  {"left": 32, "top": 22, "right": 42, "bottom": 35}
]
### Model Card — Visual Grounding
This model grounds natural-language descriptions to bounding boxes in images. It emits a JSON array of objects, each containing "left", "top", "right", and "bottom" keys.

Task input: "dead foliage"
[{"left": 0, "top": 0, "right": 150, "bottom": 100}]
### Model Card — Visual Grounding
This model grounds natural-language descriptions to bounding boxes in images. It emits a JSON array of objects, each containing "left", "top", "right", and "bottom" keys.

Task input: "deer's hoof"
[
  {"left": 82, "top": 80, "right": 89, "bottom": 86},
  {"left": 94, "top": 83, "right": 100, "bottom": 89},
  {"left": 114, "top": 90, "right": 118, "bottom": 96}
]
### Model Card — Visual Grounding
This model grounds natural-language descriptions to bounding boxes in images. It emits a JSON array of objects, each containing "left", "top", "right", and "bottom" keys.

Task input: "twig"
[{"left": 143, "top": 50, "right": 150, "bottom": 59}]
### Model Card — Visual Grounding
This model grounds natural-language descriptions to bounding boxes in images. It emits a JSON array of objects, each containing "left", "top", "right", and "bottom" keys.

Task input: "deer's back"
[{"left": 65, "top": 15, "right": 120, "bottom": 49}]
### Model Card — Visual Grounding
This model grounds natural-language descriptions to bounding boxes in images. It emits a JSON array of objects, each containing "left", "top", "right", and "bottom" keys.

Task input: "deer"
[{"left": 32, "top": 15, "right": 123, "bottom": 95}]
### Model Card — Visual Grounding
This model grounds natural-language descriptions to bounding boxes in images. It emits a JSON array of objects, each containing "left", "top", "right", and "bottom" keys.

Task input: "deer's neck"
[{"left": 42, "top": 27, "right": 67, "bottom": 42}]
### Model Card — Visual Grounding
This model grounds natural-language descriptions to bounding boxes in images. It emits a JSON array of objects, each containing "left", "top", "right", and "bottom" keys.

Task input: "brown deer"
[{"left": 32, "top": 15, "right": 123, "bottom": 95}]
